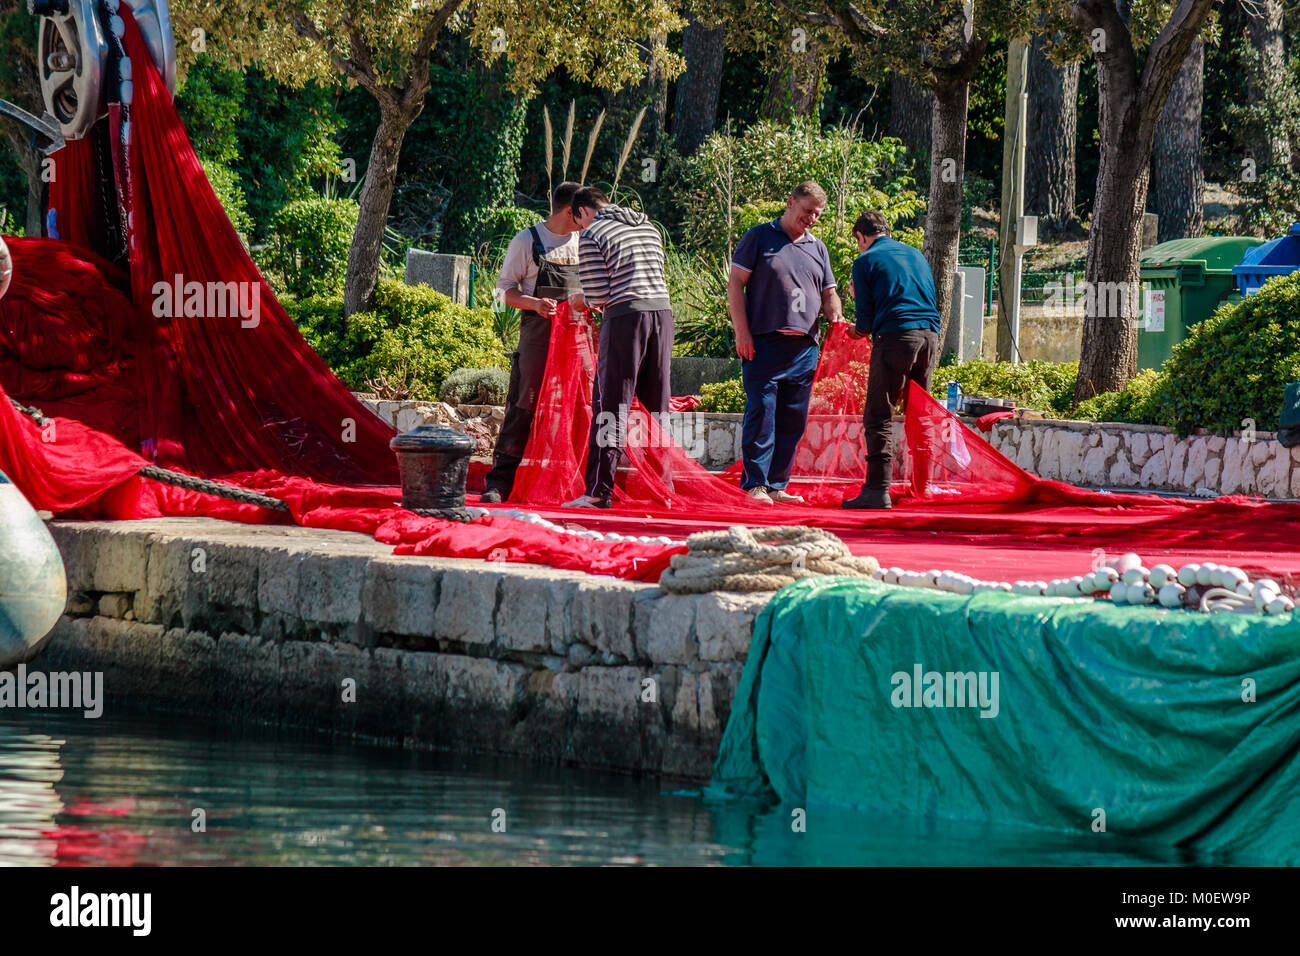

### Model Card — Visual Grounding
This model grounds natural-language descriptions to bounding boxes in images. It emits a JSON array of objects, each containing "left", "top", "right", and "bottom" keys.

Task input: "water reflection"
[{"left": 0, "top": 712, "right": 1252, "bottom": 866}]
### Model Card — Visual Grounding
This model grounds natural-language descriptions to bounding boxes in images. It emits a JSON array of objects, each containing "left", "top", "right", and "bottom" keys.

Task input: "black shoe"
[
  {"left": 842, "top": 489, "right": 891, "bottom": 510},
  {"left": 480, "top": 489, "right": 504, "bottom": 504}
]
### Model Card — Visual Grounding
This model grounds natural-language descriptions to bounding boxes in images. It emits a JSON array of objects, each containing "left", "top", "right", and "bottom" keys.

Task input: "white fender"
[{"left": 0, "top": 470, "right": 68, "bottom": 667}]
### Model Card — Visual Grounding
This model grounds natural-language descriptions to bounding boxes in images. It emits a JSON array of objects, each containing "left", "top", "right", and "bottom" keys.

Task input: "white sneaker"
[
  {"left": 747, "top": 486, "right": 774, "bottom": 504},
  {"left": 768, "top": 489, "right": 805, "bottom": 504},
  {"left": 562, "top": 494, "right": 611, "bottom": 509}
]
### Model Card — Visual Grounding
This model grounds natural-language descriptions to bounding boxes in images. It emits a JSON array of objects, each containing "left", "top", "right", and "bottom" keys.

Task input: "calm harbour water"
[{"left": 0, "top": 709, "right": 1232, "bottom": 866}]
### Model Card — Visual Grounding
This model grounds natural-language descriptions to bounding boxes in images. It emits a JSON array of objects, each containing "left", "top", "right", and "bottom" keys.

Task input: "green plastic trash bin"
[{"left": 1137, "top": 236, "right": 1263, "bottom": 370}]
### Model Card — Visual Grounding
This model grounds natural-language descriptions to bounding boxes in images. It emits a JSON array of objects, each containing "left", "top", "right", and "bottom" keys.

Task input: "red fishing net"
[
  {"left": 509, "top": 302, "right": 754, "bottom": 509},
  {"left": 23, "top": 10, "right": 398, "bottom": 485},
  {"left": 4, "top": 6, "right": 1300, "bottom": 590}
]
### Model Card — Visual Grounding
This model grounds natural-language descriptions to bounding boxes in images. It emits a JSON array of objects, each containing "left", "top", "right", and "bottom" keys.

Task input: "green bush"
[
  {"left": 439, "top": 367, "right": 511, "bottom": 405},
  {"left": 201, "top": 158, "right": 255, "bottom": 240},
  {"left": 287, "top": 279, "right": 507, "bottom": 401},
  {"left": 1038, "top": 275, "right": 1300, "bottom": 434},
  {"left": 697, "top": 378, "right": 746, "bottom": 413},
  {"left": 1157, "top": 273, "right": 1300, "bottom": 434},
  {"left": 931, "top": 359, "right": 1080, "bottom": 416},
  {"left": 668, "top": 119, "right": 925, "bottom": 257},
  {"left": 265, "top": 196, "right": 360, "bottom": 299},
  {"left": 477, "top": 205, "right": 543, "bottom": 254},
  {"left": 668, "top": 250, "right": 734, "bottom": 358},
  {"left": 1070, "top": 369, "right": 1175, "bottom": 427}
]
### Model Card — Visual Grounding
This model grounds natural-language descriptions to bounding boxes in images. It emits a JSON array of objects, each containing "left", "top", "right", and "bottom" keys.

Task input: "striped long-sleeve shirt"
[{"left": 577, "top": 205, "right": 671, "bottom": 319}]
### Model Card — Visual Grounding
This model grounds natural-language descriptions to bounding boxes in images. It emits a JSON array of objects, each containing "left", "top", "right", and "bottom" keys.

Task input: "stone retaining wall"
[
  {"left": 988, "top": 419, "right": 1300, "bottom": 498},
  {"left": 355, "top": 391, "right": 1299, "bottom": 500},
  {"left": 42, "top": 519, "right": 768, "bottom": 780}
]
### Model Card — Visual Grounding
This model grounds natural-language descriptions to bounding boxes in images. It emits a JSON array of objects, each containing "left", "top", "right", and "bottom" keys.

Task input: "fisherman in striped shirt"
[{"left": 563, "top": 187, "right": 674, "bottom": 508}]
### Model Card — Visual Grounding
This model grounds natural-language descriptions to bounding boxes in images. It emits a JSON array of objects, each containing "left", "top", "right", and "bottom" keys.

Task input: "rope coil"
[{"left": 659, "top": 525, "right": 879, "bottom": 594}]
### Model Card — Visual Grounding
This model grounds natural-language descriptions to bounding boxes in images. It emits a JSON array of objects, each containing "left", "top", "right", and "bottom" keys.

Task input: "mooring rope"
[
  {"left": 658, "top": 525, "right": 879, "bottom": 594},
  {"left": 9, "top": 397, "right": 291, "bottom": 513}
]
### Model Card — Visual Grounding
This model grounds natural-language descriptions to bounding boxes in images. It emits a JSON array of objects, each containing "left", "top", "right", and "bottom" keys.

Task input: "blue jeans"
[{"left": 740, "top": 333, "right": 819, "bottom": 491}]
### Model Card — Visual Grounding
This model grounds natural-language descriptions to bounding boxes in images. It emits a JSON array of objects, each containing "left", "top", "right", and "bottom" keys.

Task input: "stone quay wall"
[{"left": 42, "top": 519, "right": 768, "bottom": 780}]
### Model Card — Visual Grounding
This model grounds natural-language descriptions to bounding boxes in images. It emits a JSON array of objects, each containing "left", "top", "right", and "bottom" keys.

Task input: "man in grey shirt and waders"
[
  {"left": 563, "top": 187, "right": 674, "bottom": 509},
  {"left": 481, "top": 182, "right": 583, "bottom": 503}
]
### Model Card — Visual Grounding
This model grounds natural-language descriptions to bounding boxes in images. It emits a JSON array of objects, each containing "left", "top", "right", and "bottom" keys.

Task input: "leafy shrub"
[
  {"left": 1156, "top": 273, "right": 1300, "bottom": 434},
  {"left": 439, "top": 367, "right": 511, "bottom": 405},
  {"left": 668, "top": 250, "right": 734, "bottom": 358},
  {"left": 698, "top": 378, "right": 746, "bottom": 413},
  {"left": 265, "top": 196, "right": 360, "bottom": 299},
  {"left": 931, "top": 359, "right": 1080, "bottom": 415},
  {"left": 668, "top": 119, "right": 926, "bottom": 257},
  {"left": 201, "top": 158, "right": 255, "bottom": 240},
  {"left": 287, "top": 279, "right": 507, "bottom": 400},
  {"left": 477, "top": 206, "right": 543, "bottom": 254},
  {"left": 1070, "top": 369, "right": 1175, "bottom": 427}
]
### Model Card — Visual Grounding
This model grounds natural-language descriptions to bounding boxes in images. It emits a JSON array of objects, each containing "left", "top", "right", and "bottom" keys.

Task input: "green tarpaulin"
[{"left": 709, "top": 578, "right": 1300, "bottom": 864}]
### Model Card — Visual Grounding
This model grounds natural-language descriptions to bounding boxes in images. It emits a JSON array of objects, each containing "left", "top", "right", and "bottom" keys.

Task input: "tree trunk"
[
  {"left": 924, "top": 80, "right": 970, "bottom": 347},
  {"left": 1075, "top": 138, "right": 1150, "bottom": 400},
  {"left": 4, "top": 132, "right": 45, "bottom": 236},
  {"left": 761, "top": 38, "right": 824, "bottom": 122},
  {"left": 642, "top": 32, "right": 670, "bottom": 154},
  {"left": 672, "top": 15, "right": 725, "bottom": 155},
  {"left": 1150, "top": 38, "right": 1204, "bottom": 242},
  {"left": 1244, "top": 0, "right": 1290, "bottom": 171},
  {"left": 1071, "top": 0, "right": 1219, "bottom": 402},
  {"left": 890, "top": 73, "right": 934, "bottom": 162},
  {"left": 344, "top": 103, "right": 420, "bottom": 317},
  {"left": 1025, "top": 36, "right": 1079, "bottom": 233}
]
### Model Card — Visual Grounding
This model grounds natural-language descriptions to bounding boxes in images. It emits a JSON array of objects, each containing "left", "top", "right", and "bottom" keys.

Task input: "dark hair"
[
  {"left": 552, "top": 181, "right": 581, "bottom": 213},
  {"left": 852, "top": 210, "right": 891, "bottom": 238},
  {"left": 571, "top": 186, "right": 609, "bottom": 217},
  {"left": 791, "top": 181, "right": 828, "bottom": 204}
]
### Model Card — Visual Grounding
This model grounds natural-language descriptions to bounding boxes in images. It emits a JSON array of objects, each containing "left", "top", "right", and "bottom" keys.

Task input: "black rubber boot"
[{"left": 842, "top": 488, "right": 892, "bottom": 510}]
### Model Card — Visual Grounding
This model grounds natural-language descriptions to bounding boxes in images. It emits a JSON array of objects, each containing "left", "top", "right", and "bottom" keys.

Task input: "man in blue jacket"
[{"left": 843, "top": 210, "right": 941, "bottom": 510}]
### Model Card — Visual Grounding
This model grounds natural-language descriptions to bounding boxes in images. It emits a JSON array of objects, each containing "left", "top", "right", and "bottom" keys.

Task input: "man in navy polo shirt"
[{"left": 727, "top": 181, "right": 843, "bottom": 504}]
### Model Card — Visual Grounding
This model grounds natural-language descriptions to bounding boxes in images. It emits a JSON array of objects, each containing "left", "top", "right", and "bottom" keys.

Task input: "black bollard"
[{"left": 390, "top": 425, "right": 475, "bottom": 522}]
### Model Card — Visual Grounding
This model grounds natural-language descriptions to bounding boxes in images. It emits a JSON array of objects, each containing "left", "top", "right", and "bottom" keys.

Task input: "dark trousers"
[
  {"left": 740, "top": 333, "right": 819, "bottom": 491},
  {"left": 863, "top": 329, "right": 939, "bottom": 490},
  {"left": 585, "top": 309, "right": 674, "bottom": 499},
  {"left": 485, "top": 311, "right": 551, "bottom": 495}
]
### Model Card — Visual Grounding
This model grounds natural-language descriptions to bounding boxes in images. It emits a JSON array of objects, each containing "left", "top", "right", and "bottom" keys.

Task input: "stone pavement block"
[
  {"left": 569, "top": 579, "right": 639, "bottom": 661},
  {"left": 153, "top": 627, "right": 218, "bottom": 706},
  {"left": 198, "top": 542, "right": 261, "bottom": 613},
  {"left": 633, "top": 591, "right": 698, "bottom": 663},
  {"left": 214, "top": 632, "right": 281, "bottom": 713},
  {"left": 363, "top": 559, "right": 440, "bottom": 639},
  {"left": 695, "top": 592, "right": 769, "bottom": 662},
  {"left": 297, "top": 553, "right": 369, "bottom": 627},
  {"left": 89, "top": 527, "right": 151, "bottom": 594},
  {"left": 97, "top": 593, "right": 132, "bottom": 619},
  {"left": 497, "top": 573, "right": 579, "bottom": 654},
  {"left": 434, "top": 569, "right": 503, "bottom": 646},
  {"left": 135, "top": 535, "right": 194, "bottom": 626},
  {"left": 257, "top": 547, "right": 305, "bottom": 619}
]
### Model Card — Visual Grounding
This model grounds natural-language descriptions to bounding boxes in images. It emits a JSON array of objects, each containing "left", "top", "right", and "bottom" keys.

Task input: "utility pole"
[{"left": 997, "top": 37, "right": 1029, "bottom": 362}]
